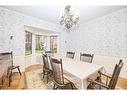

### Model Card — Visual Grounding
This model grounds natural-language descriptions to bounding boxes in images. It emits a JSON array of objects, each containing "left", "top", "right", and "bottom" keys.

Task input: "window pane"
[
  {"left": 36, "top": 35, "right": 47, "bottom": 54},
  {"left": 25, "top": 31, "right": 32, "bottom": 55},
  {"left": 50, "top": 36, "right": 57, "bottom": 53}
]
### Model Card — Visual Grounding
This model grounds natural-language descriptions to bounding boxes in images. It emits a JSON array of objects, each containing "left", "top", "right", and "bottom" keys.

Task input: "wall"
[
  {"left": 65, "top": 8, "right": 127, "bottom": 78},
  {"left": 0, "top": 7, "right": 60, "bottom": 71},
  {"left": 0, "top": 6, "right": 127, "bottom": 78},
  {"left": 66, "top": 8, "right": 127, "bottom": 57}
]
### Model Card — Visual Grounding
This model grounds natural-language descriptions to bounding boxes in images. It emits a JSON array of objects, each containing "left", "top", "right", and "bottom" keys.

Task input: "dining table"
[{"left": 51, "top": 54, "right": 105, "bottom": 89}]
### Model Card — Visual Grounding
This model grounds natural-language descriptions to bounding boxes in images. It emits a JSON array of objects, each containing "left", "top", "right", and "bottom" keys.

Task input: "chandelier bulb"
[{"left": 60, "top": 5, "right": 79, "bottom": 29}]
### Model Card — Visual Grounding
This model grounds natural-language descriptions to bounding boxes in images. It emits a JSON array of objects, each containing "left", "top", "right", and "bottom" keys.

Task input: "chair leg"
[
  {"left": 9, "top": 70, "right": 12, "bottom": 86},
  {"left": 17, "top": 67, "right": 21, "bottom": 75},
  {"left": 70, "top": 83, "right": 74, "bottom": 89},
  {"left": 46, "top": 74, "right": 48, "bottom": 83},
  {"left": 53, "top": 84, "right": 56, "bottom": 89},
  {"left": 7, "top": 68, "right": 10, "bottom": 77},
  {"left": 42, "top": 71, "right": 45, "bottom": 79},
  {"left": 1, "top": 77, "right": 4, "bottom": 86},
  {"left": 61, "top": 87, "right": 64, "bottom": 89}
]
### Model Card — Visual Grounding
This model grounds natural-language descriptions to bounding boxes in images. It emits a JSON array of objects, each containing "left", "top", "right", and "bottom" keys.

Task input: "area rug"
[
  {"left": 25, "top": 69, "right": 54, "bottom": 89},
  {"left": 25, "top": 69, "right": 123, "bottom": 90}
]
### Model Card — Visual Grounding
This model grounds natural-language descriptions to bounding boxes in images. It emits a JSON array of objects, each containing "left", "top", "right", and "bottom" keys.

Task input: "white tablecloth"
[{"left": 52, "top": 55, "right": 104, "bottom": 89}]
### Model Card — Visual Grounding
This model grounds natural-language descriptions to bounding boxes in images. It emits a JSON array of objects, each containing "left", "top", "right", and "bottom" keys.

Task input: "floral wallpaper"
[
  {"left": 0, "top": 6, "right": 127, "bottom": 78},
  {"left": 66, "top": 8, "right": 127, "bottom": 58},
  {"left": 0, "top": 7, "right": 59, "bottom": 55}
]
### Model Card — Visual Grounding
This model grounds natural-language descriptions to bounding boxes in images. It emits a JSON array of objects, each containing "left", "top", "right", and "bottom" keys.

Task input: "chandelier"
[{"left": 60, "top": 5, "right": 79, "bottom": 29}]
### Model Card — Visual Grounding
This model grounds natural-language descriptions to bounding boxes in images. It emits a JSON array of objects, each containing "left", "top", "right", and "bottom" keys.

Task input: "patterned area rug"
[
  {"left": 25, "top": 69, "right": 123, "bottom": 90},
  {"left": 25, "top": 69, "right": 54, "bottom": 89}
]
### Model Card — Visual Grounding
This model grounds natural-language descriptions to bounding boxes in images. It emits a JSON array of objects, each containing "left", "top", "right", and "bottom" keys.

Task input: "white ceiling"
[{"left": 1, "top": 6, "right": 127, "bottom": 24}]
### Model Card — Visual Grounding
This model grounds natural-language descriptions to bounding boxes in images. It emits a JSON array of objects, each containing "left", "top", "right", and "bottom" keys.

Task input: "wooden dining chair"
[
  {"left": 7, "top": 52, "right": 21, "bottom": 86},
  {"left": 50, "top": 57, "right": 74, "bottom": 89},
  {"left": 87, "top": 59, "right": 123, "bottom": 89},
  {"left": 66, "top": 52, "right": 75, "bottom": 59},
  {"left": 80, "top": 53, "right": 94, "bottom": 63},
  {"left": 42, "top": 54, "right": 53, "bottom": 83}
]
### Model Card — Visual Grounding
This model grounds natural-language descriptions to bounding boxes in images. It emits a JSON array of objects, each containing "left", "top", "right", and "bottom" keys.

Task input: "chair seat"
[
  {"left": 87, "top": 81, "right": 107, "bottom": 89},
  {"left": 43, "top": 67, "right": 52, "bottom": 72},
  {"left": 53, "top": 77, "right": 73, "bottom": 89},
  {"left": 64, "top": 78, "right": 72, "bottom": 84},
  {"left": 42, "top": 67, "right": 53, "bottom": 83},
  {"left": 9, "top": 66, "right": 20, "bottom": 69},
  {"left": 54, "top": 77, "right": 72, "bottom": 86},
  {"left": 43, "top": 68, "right": 52, "bottom": 74}
]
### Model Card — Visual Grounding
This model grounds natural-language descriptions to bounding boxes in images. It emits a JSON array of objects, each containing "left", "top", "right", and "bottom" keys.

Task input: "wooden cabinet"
[{"left": 0, "top": 53, "right": 11, "bottom": 89}]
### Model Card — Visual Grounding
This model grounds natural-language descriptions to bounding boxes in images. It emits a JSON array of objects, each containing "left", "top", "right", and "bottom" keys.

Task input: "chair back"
[
  {"left": 80, "top": 53, "right": 94, "bottom": 63},
  {"left": 108, "top": 59, "right": 123, "bottom": 89},
  {"left": 50, "top": 58, "right": 64, "bottom": 84},
  {"left": 0, "top": 52, "right": 11, "bottom": 59},
  {"left": 0, "top": 52, "right": 13, "bottom": 66},
  {"left": 42, "top": 54, "right": 50, "bottom": 70},
  {"left": 66, "top": 52, "right": 75, "bottom": 59},
  {"left": 45, "top": 51, "right": 54, "bottom": 57}
]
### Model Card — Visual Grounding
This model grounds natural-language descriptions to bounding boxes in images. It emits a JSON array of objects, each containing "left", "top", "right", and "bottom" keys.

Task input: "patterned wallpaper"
[
  {"left": 0, "top": 7, "right": 127, "bottom": 77},
  {"left": 66, "top": 8, "right": 127, "bottom": 57},
  {"left": 0, "top": 7, "right": 127, "bottom": 57},
  {"left": 0, "top": 7, "right": 60, "bottom": 55}
]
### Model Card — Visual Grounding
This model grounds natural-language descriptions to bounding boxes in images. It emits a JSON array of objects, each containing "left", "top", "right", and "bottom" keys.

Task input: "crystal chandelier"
[{"left": 60, "top": 5, "right": 79, "bottom": 29}]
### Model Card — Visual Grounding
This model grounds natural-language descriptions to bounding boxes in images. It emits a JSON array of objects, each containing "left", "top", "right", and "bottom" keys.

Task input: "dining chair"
[
  {"left": 66, "top": 52, "right": 75, "bottom": 59},
  {"left": 50, "top": 57, "right": 74, "bottom": 89},
  {"left": 80, "top": 53, "right": 94, "bottom": 63},
  {"left": 7, "top": 52, "right": 21, "bottom": 86},
  {"left": 87, "top": 59, "right": 123, "bottom": 89},
  {"left": 42, "top": 54, "right": 53, "bottom": 83}
]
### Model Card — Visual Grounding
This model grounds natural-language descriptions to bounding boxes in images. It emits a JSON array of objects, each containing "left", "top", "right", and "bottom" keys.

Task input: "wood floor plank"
[{"left": 3, "top": 64, "right": 127, "bottom": 89}]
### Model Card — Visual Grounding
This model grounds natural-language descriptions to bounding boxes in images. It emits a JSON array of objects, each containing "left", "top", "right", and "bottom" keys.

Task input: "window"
[
  {"left": 25, "top": 31, "right": 32, "bottom": 55},
  {"left": 50, "top": 36, "right": 57, "bottom": 53},
  {"left": 36, "top": 35, "right": 47, "bottom": 53}
]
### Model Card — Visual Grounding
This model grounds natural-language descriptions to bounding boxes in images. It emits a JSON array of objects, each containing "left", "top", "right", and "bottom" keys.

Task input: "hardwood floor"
[
  {"left": 102, "top": 75, "right": 127, "bottom": 89},
  {"left": 3, "top": 64, "right": 127, "bottom": 89},
  {"left": 3, "top": 64, "right": 42, "bottom": 89},
  {"left": 25, "top": 64, "right": 43, "bottom": 72},
  {"left": 116, "top": 77, "right": 127, "bottom": 89},
  {"left": 2, "top": 72, "right": 26, "bottom": 89}
]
